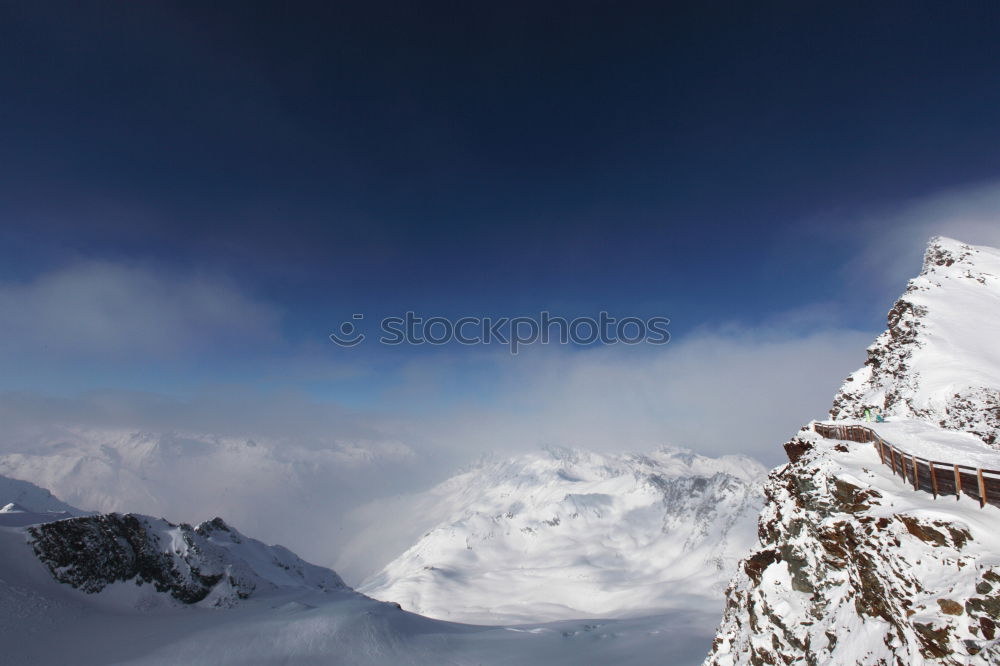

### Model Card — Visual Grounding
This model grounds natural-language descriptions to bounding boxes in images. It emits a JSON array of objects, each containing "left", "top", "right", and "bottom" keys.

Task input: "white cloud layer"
[
  {"left": 0, "top": 319, "right": 873, "bottom": 583},
  {"left": 397, "top": 325, "right": 873, "bottom": 464},
  {"left": 0, "top": 260, "right": 280, "bottom": 359}
]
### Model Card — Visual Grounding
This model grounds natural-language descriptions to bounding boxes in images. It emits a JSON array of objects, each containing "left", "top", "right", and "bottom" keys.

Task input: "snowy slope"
[
  {"left": 361, "top": 447, "right": 766, "bottom": 624},
  {"left": 0, "top": 502, "right": 77, "bottom": 528},
  {"left": 0, "top": 536, "right": 717, "bottom": 666},
  {"left": 832, "top": 236, "right": 1000, "bottom": 447},
  {"left": 0, "top": 502, "right": 716, "bottom": 665},
  {"left": 0, "top": 472, "right": 89, "bottom": 527},
  {"left": 0, "top": 472, "right": 86, "bottom": 515}
]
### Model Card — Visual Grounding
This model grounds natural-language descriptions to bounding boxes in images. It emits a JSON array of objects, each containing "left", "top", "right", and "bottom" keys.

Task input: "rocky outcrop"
[
  {"left": 27, "top": 513, "right": 346, "bottom": 607},
  {"left": 706, "top": 430, "right": 1000, "bottom": 665}
]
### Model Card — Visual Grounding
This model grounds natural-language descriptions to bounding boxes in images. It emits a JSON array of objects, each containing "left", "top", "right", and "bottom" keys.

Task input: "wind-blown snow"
[{"left": 361, "top": 446, "right": 766, "bottom": 624}]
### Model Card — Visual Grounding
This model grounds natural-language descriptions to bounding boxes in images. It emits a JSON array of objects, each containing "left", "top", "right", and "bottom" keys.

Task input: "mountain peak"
[
  {"left": 920, "top": 236, "right": 1000, "bottom": 278},
  {"left": 710, "top": 237, "right": 1000, "bottom": 665},
  {"left": 831, "top": 237, "right": 1000, "bottom": 446}
]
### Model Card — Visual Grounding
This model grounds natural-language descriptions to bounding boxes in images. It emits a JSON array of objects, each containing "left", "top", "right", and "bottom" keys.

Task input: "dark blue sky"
[
  {"left": 7, "top": 3, "right": 1000, "bottom": 570},
  {"left": 2, "top": 2, "right": 999, "bottom": 396}
]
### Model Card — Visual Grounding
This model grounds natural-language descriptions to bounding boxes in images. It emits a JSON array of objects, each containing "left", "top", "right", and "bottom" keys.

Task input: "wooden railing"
[{"left": 813, "top": 423, "right": 1000, "bottom": 509}]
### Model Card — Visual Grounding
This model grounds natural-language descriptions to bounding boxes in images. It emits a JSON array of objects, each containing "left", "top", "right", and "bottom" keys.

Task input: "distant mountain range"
[
  {"left": 362, "top": 446, "right": 765, "bottom": 624},
  {"left": 4, "top": 236, "right": 1000, "bottom": 664}
]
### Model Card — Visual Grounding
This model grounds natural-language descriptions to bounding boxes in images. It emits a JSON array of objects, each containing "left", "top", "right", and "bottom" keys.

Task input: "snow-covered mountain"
[
  {"left": 0, "top": 428, "right": 420, "bottom": 580},
  {"left": 0, "top": 472, "right": 90, "bottom": 527},
  {"left": 0, "top": 473, "right": 717, "bottom": 665},
  {"left": 27, "top": 513, "right": 347, "bottom": 606},
  {"left": 832, "top": 236, "right": 1000, "bottom": 447},
  {"left": 361, "top": 447, "right": 766, "bottom": 624},
  {"left": 0, "top": 470, "right": 344, "bottom": 606},
  {"left": 708, "top": 237, "right": 1000, "bottom": 665}
]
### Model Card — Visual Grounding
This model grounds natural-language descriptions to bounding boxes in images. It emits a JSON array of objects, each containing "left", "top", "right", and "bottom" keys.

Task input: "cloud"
[
  {"left": 0, "top": 317, "right": 875, "bottom": 583},
  {"left": 0, "top": 260, "right": 281, "bottom": 360},
  {"left": 844, "top": 180, "right": 1000, "bottom": 293},
  {"left": 0, "top": 260, "right": 888, "bottom": 582},
  {"left": 330, "top": 322, "right": 875, "bottom": 579},
  {"left": 0, "top": 389, "right": 430, "bottom": 585},
  {"left": 394, "top": 324, "right": 874, "bottom": 467}
]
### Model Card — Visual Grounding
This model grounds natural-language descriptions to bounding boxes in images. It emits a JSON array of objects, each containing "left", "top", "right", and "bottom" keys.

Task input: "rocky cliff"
[
  {"left": 26, "top": 512, "right": 346, "bottom": 607},
  {"left": 706, "top": 428, "right": 1000, "bottom": 665},
  {"left": 707, "top": 237, "right": 1000, "bottom": 665}
]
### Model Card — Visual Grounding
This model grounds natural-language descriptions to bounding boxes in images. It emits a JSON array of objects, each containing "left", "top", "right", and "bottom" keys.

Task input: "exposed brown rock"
[
  {"left": 783, "top": 439, "right": 812, "bottom": 464},
  {"left": 898, "top": 516, "right": 947, "bottom": 547},
  {"left": 913, "top": 622, "right": 953, "bottom": 658},
  {"left": 980, "top": 617, "right": 996, "bottom": 641},
  {"left": 832, "top": 478, "right": 879, "bottom": 513},
  {"left": 744, "top": 549, "right": 780, "bottom": 585},
  {"left": 937, "top": 599, "right": 963, "bottom": 615}
]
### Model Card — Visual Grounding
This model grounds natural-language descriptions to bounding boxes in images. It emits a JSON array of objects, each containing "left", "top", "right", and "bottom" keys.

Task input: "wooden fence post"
[
  {"left": 955, "top": 465, "right": 962, "bottom": 500},
  {"left": 912, "top": 456, "right": 919, "bottom": 490},
  {"left": 978, "top": 469, "right": 987, "bottom": 509},
  {"left": 930, "top": 463, "right": 938, "bottom": 498}
]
